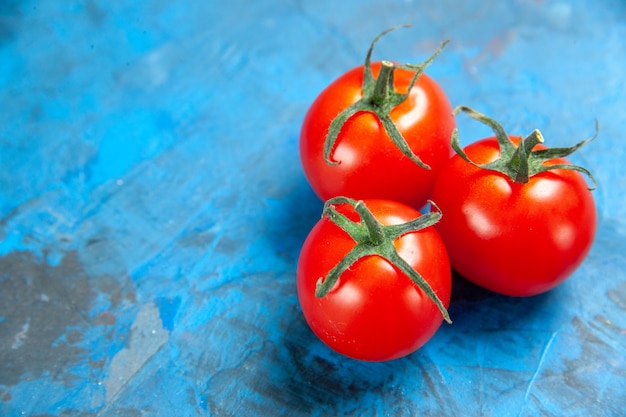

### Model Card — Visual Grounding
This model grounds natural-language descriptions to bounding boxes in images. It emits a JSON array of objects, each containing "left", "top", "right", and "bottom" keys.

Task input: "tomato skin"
[
  {"left": 431, "top": 136, "right": 597, "bottom": 297},
  {"left": 299, "top": 62, "right": 455, "bottom": 210},
  {"left": 296, "top": 199, "right": 451, "bottom": 361}
]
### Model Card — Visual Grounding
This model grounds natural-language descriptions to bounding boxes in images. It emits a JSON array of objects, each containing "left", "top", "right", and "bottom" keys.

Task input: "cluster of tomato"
[{"left": 296, "top": 26, "right": 598, "bottom": 362}]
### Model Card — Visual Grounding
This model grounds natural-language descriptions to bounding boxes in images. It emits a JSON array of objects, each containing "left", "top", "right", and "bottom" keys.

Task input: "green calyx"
[
  {"left": 451, "top": 105, "right": 598, "bottom": 190},
  {"left": 315, "top": 196, "right": 452, "bottom": 324},
  {"left": 324, "top": 25, "right": 449, "bottom": 170}
]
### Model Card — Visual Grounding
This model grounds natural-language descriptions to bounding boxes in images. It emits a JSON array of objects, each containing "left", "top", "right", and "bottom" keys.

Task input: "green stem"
[
  {"left": 370, "top": 61, "right": 395, "bottom": 107},
  {"left": 354, "top": 201, "right": 385, "bottom": 245},
  {"left": 510, "top": 130, "right": 544, "bottom": 183}
]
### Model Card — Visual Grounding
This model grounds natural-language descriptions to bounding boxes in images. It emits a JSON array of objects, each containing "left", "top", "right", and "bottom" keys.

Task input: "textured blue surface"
[{"left": 1, "top": 1, "right": 625, "bottom": 416}]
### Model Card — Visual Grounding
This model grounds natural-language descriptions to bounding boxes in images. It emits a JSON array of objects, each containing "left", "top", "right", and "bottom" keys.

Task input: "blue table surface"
[{"left": 1, "top": 1, "right": 625, "bottom": 416}]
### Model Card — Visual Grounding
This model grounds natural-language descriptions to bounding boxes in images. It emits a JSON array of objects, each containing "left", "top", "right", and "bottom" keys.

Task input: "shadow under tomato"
[
  {"left": 275, "top": 309, "right": 412, "bottom": 415},
  {"left": 446, "top": 268, "right": 561, "bottom": 331}
]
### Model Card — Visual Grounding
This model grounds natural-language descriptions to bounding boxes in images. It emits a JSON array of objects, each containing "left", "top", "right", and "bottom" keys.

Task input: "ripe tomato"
[
  {"left": 297, "top": 198, "right": 451, "bottom": 361},
  {"left": 431, "top": 106, "right": 597, "bottom": 297},
  {"left": 299, "top": 28, "right": 455, "bottom": 210}
]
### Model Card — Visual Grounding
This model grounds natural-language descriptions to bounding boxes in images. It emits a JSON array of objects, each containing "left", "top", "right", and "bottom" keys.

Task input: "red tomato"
[
  {"left": 431, "top": 130, "right": 597, "bottom": 297},
  {"left": 299, "top": 51, "right": 455, "bottom": 210},
  {"left": 297, "top": 198, "right": 451, "bottom": 361}
]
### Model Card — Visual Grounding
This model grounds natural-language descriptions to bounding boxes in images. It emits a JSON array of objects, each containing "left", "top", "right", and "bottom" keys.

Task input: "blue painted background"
[{"left": 1, "top": 1, "right": 625, "bottom": 416}]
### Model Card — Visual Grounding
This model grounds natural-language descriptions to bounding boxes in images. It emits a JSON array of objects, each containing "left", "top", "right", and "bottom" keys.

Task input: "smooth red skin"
[
  {"left": 299, "top": 62, "right": 455, "bottom": 210},
  {"left": 431, "top": 136, "right": 597, "bottom": 297},
  {"left": 297, "top": 200, "right": 451, "bottom": 362}
]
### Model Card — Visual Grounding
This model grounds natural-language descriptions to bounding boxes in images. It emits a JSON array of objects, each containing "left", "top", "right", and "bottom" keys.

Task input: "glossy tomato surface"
[
  {"left": 299, "top": 62, "right": 455, "bottom": 210},
  {"left": 431, "top": 136, "right": 597, "bottom": 296},
  {"left": 297, "top": 199, "right": 451, "bottom": 361}
]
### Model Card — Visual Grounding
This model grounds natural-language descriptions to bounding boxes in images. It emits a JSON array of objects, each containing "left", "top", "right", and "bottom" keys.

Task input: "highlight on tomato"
[
  {"left": 431, "top": 106, "right": 598, "bottom": 297},
  {"left": 297, "top": 197, "right": 452, "bottom": 362},
  {"left": 299, "top": 25, "right": 455, "bottom": 210}
]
